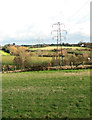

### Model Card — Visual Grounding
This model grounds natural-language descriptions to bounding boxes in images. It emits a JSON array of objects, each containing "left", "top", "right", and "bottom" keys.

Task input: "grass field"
[
  {"left": 29, "top": 46, "right": 89, "bottom": 51},
  {"left": 0, "top": 50, "right": 10, "bottom": 56},
  {"left": 2, "top": 69, "right": 90, "bottom": 118},
  {"left": 30, "top": 57, "right": 51, "bottom": 64},
  {"left": 2, "top": 56, "right": 52, "bottom": 66},
  {"left": 2, "top": 56, "right": 15, "bottom": 65},
  {"left": 1, "top": 45, "right": 91, "bottom": 66}
]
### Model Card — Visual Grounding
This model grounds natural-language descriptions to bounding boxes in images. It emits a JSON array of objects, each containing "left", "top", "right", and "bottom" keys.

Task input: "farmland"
[
  {"left": 2, "top": 56, "right": 52, "bottom": 66},
  {"left": 0, "top": 50, "right": 10, "bottom": 56},
  {"left": 2, "top": 69, "right": 90, "bottom": 118},
  {"left": 29, "top": 46, "right": 90, "bottom": 50},
  {"left": 2, "top": 56, "right": 15, "bottom": 65},
  {"left": 1, "top": 45, "right": 91, "bottom": 67},
  {"left": 1, "top": 44, "right": 91, "bottom": 119}
]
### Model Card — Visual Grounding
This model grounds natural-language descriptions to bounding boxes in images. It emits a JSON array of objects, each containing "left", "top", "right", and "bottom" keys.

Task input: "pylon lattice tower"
[{"left": 51, "top": 22, "right": 67, "bottom": 65}]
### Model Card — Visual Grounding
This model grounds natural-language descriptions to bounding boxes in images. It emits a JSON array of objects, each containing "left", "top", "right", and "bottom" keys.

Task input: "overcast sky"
[{"left": 0, "top": 0, "right": 91, "bottom": 45}]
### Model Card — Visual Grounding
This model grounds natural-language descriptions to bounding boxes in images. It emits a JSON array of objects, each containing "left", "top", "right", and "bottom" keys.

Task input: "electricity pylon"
[{"left": 51, "top": 22, "right": 67, "bottom": 65}]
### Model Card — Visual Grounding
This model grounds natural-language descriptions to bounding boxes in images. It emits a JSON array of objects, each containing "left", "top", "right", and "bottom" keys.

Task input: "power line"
[
  {"left": 70, "top": 0, "right": 90, "bottom": 19},
  {"left": 68, "top": 0, "right": 90, "bottom": 35},
  {"left": 51, "top": 22, "right": 67, "bottom": 66}
]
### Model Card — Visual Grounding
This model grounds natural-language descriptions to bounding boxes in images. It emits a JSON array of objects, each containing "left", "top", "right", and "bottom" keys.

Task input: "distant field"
[
  {"left": 2, "top": 69, "right": 90, "bottom": 118},
  {"left": 2, "top": 56, "right": 52, "bottom": 65},
  {"left": 29, "top": 46, "right": 89, "bottom": 51},
  {"left": 0, "top": 50, "right": 10, "bottom": 56},
  {"left": 1, "top": 46, "right": 91, "bottom": 66},
  {"left": 2, "top": 56, "right": 15, "bottom": 65},
  {"left": 73, "top": 51, "right": 90, "bottom": 54},
  {"left": 30, "top": 57, "right": 51, "bottom": 64}
]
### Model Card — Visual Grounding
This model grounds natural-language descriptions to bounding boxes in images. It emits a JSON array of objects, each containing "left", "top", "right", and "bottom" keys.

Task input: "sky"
[{"left": 0, "top": 0, "right": 91, "bottom": 45}]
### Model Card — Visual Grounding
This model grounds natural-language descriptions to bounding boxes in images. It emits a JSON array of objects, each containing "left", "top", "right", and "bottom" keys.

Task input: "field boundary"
[{"left": 2, "top": 65, "right": 92, "bottom": 73}]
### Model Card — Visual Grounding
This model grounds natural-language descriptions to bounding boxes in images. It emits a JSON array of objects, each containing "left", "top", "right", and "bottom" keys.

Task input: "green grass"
[
  {"left": 2, "top": 69, "right": 90, "bottom": 118},
  {"left": 2, "top": 56, "right": 15, "bottom": 65},
  {"left": 2, "top": 56, "right": 52, "bottom": 66},
  {"left": 30, "top": 57, "right": 51, "bottom": 65},
  {"left": 0, "top": 50, "right": 10, "bottom": 56}
]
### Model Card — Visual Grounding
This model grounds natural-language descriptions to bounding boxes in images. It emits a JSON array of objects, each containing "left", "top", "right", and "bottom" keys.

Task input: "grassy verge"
[{"left": 2, "top": 69, "right": 90, "bottom": 118}]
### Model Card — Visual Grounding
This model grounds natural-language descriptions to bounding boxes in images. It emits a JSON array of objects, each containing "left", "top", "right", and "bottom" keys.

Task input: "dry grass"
[{"left": 30, "top": 46, "right": 88, "bottom": 51}]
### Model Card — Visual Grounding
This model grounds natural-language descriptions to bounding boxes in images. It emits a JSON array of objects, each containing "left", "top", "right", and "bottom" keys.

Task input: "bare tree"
[{"left": 14, "top": 47, "right": 31, "bottom": 69}]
